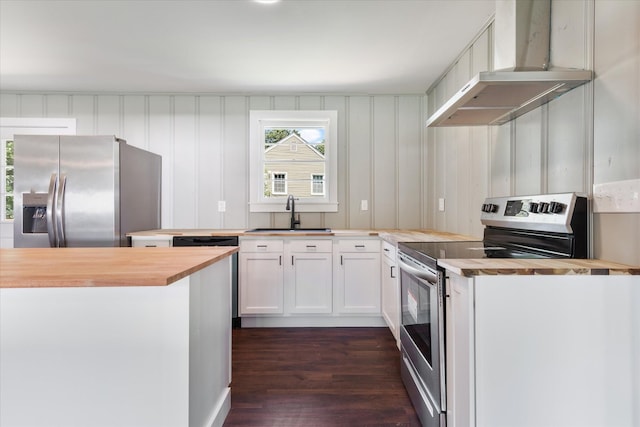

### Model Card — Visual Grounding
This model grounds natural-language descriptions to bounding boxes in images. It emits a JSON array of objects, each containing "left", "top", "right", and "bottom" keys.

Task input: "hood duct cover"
[{"left": 426, "top": 0, "right": 593, "bottom": 127}]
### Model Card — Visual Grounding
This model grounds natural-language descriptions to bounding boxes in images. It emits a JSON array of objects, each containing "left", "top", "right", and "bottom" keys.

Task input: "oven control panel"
[{"left": 480, "top": 193, "right": 587, "bottom": 233}]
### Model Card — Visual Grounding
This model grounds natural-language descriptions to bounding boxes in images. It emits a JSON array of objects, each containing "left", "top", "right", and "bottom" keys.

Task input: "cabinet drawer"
[
  {"left": 337, "top": 239, "right": 380, "bottom": 252},
  {"left": 288, "top": 240, "right": 332, "bottom": 253},
  {"left": 130, "top": 236, "right": 173, "bottom": 247},
  {"left": 382, "top": 241, "right": 397, "bottom": 260},
  {"left": 240, "top": 239, "right": 284, "bottom": 252}
]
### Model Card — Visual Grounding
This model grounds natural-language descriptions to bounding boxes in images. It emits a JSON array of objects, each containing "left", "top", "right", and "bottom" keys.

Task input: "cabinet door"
[
  {"left": 285, "top": 251, "right": 332, "bottom": 314},
  {"left": 445, "top": 273, "right": 474, "bottom": 427},
  {"left": 335, "top": 251, "right": 381, "bottom": 314},
  {"left": 239, "top": 252, "right": 283, "bottom": 314},
  {"left": 381, "top": 253, "right": 399, "bottom": 342}
]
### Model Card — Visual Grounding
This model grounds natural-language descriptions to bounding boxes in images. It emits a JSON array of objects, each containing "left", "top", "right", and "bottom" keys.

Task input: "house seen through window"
[{"left": 264, "top": 130, "right": 325, "bottom": 198}]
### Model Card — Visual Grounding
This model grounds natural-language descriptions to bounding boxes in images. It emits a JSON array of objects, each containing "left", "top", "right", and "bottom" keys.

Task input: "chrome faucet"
[{"left": 285, "top": 195, "right": 300, "bottom": 229}]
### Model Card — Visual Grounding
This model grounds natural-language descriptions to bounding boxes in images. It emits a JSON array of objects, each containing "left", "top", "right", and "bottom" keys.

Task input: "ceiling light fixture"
[{"left": 255, "top": 0, "right": 280, "bottom": 4}]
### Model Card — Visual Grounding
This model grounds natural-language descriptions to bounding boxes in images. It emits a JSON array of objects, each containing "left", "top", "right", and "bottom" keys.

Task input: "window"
[
  {"left": 271, "top": 172, "right": 287, "bottom": 195},
  {"left": 311, "top": 174, "right": 325, "bottom": 196},
  {"left": 249, "top": 110, "right": 338, "bottom": 212},
  {"left": 1, "top": 139, "right": 14, "bottom": 220},
  {"left": 0, "top": 117, "right": 77, "bottom": 223}
]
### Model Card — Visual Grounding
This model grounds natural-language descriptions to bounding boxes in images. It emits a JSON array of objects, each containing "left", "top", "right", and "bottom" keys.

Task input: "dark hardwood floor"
[{"left": 224, "top": 327, "right": 421, "bottom": 427}]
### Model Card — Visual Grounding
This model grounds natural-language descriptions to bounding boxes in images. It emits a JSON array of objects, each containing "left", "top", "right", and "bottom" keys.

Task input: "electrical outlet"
[
  {"left": 361, "top": 200, "right": 368, "bottom": 211},
  {"left": 218, "top": 201, "right": 226, "bottom": 212},
  {"left": 438, "top": 198, "right": 445, "bottom": 212}
]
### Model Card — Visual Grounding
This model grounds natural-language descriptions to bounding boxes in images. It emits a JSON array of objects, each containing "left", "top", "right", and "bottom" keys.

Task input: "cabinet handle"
[
  {"left": 257, "top": 244, "right": 267, "bottom": 248},
  {"left": 306, "top": 245, "right": 317, "bottom": 248},
  {"left": 355, "top": 245, "right": 365, "bottom": 249},
  {"left": 384, "top": 248, "right": 390, "bottom": 252},
  {"left": 340, "top": 255, "right": 343, "bottom": 265},
  {"left": 279, "top": 255, "right": 282, "bottom": 265},
  {"left": 292, "top": 255, "right": 295, "bottom": 266},
  {"left": 390, "top": 265, "right": 396, "bottom": 278}
]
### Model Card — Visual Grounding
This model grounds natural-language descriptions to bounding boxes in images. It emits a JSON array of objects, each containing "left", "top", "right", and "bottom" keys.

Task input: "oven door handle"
[{"left": 398, "top": 258, "right": 438, "bottom": 284}]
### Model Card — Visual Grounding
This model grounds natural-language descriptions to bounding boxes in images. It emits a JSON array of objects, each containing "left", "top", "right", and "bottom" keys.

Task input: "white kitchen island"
[
  {"left": 0, "top": 247, "right": 237, "bottom": 427},
  {"left": 439, "top": 258, "right": 640, "bottom": 427}
]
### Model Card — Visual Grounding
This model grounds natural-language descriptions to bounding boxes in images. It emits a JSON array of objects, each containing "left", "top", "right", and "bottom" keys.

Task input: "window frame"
[
  {"left": 310, "top": 173, "right": 325, "bottom": 196},
  {"left": 249, "top": 110, "right": 338, "bottom": 213},
  {"left": 0, "top": 139, "right": 13, "bottom": 221},
  {"left": 0, "top": 117, "right": 77, "bottom": 223}
]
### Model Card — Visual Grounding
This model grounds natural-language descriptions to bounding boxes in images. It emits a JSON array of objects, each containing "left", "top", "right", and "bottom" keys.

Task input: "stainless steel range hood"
[
  {"left": 425, "top": 69, "right": 593, "bottom": 126},
  {"left": 426, "top": 0, "right": 593, "bottom": 127}
]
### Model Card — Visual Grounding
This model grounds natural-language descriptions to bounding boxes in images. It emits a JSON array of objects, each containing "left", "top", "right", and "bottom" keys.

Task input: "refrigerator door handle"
[
  {"left": 47, "top": 173, "right": 58, "bottom": 247},
  {"left": 56, "top": 174, "right": 67, "bottom": 247}
]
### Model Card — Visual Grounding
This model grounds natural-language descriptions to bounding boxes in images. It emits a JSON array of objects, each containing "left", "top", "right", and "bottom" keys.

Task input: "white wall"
[
  {"left": 0, "top": 93, "right": 430, "bottom": 246},
  {"left": 591, "top": 0, "right": 640, "bottom": 265},
  {"left": 425, "top": 0, "right": 640, "bottom": 266}
]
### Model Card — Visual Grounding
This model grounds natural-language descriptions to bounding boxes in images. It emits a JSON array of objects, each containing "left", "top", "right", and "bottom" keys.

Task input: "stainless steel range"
[{"left": 397, "top": 192, "right": 587, "bottom": 427}]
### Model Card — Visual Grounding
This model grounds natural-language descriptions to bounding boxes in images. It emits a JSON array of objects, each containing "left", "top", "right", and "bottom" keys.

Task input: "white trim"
[
  {"left": 0, "top": 117, "right": 77, "bottom": 133},
  {"left": 241, "top": 315, "right": 386, "bottom": 328}
]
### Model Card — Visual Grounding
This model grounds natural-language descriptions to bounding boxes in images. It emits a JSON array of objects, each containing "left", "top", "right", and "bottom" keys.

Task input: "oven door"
[{"left": 398, "top": 252, "right": 446, "bottom": 417}]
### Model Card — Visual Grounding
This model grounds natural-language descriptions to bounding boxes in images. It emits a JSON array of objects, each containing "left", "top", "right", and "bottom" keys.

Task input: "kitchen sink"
[{"left": 245, "top": 228, "right": 332, "bottom": 233}]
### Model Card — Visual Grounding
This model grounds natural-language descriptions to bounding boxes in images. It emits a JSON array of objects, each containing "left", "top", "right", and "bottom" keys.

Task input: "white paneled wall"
[
  {"left": 425, "top": 20, "right": 494, "bottom": 238},
  {"left": 425, "top": 0, "right": 640, "bottom": 266},
  {"left": 0, "top": 93, "right": 428, "bottom": 244}
]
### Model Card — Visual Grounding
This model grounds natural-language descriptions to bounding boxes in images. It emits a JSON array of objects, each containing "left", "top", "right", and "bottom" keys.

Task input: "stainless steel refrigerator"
[{"left": 13, "top": 135, "right": 162, "bottom": 247}]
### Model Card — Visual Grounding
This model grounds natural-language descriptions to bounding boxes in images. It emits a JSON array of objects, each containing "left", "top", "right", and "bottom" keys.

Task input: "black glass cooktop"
[{"left": 398, "top": 240, "right": 551, "bottom": 268}]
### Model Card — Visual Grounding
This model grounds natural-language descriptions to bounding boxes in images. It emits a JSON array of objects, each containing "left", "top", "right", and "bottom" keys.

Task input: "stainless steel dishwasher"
[{"left": 172, "top": 236, "right": 240, "bottom": 328}]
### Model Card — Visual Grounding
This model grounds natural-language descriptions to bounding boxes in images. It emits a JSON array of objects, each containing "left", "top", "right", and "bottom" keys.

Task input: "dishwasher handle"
[{"left": 172, "top": 236, "right": 239, "bottom": 246}]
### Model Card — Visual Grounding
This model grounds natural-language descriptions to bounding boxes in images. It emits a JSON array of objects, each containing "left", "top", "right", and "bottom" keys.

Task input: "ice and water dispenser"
[{"left": 22, "top": 192, "right": 49, "bottom": 234}]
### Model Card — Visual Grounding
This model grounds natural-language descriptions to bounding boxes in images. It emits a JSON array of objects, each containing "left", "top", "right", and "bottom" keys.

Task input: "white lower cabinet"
[
  {"left": 381, "top": 241, "right": 400, "bottom": 346},
  {"left": 238, "top": 239, "right": 284, "bottom": 314},
  {"left": 334, "top": 239, "right": 381, "bottom": 314},
  {"left": 239, "top": 236, "right": 384, "bottom": 326},
  {"left": 284, "top": 240, "right": 333, "bottom": 314}
]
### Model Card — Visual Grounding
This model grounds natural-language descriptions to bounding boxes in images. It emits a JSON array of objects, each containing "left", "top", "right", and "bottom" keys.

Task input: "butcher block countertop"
[
  {"left": 0, "top": 247, "right": 238, "bottom": 288},
  {"left": 376, "top": 229, "right": 477, "bottom": 243},
  {"left": 129, "top": 228, "right": 379, "bottom": 237},
  {"left": 124, "top": 228, "right": 639, "bottom": 276},
  {"left": 129, "top": 228, "right": 478, "bottom": 242},
  {"left": 438, "top": 258, "right": 640, "bottom": 277}
]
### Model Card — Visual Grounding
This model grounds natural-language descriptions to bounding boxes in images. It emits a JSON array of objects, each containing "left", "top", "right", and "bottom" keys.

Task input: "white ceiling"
[{"left": 0, "top": 0, "right": 495, "bottom": 95}]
